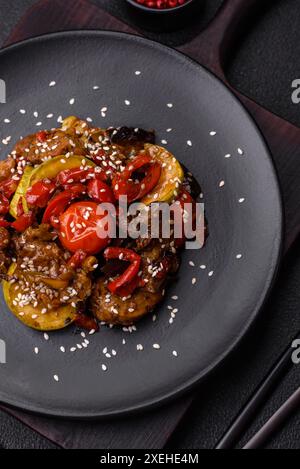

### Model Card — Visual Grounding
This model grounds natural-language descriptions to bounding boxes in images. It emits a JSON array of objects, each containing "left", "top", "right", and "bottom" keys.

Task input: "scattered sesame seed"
[
  {"left": 46, "top": 113, "right": 54, "bottom": 118},
  {"left": 34, "top": 347, "right": 39, "bottom": 355},
  {"left": 192, "top": 277, "right": 197, "bottom": 285},
  {"left": 69, "top": 98, "right": 75, "bottom": 105},
  {"left": 172, "top": 295, "right": 178, "bottom": 300},
  {"left": 167, "top": 103, "right": 173, "bottom": 108},
  {"left": 93, "top": 85, "right": 99, "bottom": 90},
  {"left": 135, "top": 71, "right": 141, "bottom": 76},
  {"left": 189, "top": 261, "right": 195, "bottom": 267},
  {"left": 236, "top": 254, "right": 243, "bottom": 259},
  {"left": 187, "top": 140, "right": 193, "bottom": 147},
  {"left": 208, "top": 271, "right": 214, "bottom": 277},
  {"left": 19, "top": 109, "right": 26, "bottom": 114},
  {"left": 210, "top": 131, "right": 217, "bottom": 136},
  {"left": 224, "top": 153, "right": 231, "bottom": 159},
  {"left": 239, "top": 198, "right": 245, "bottom": 203},
  {"left": 49, "top": 81, "right": 56, "bottom": 87},
  {"left": 153, "top": 343, "right": 160, "bottom": 350},
  {"left": 124, "top": 100, "right": 131, "bottom": 106},
  {"left": 172, "top": 350, "right": 178, "bottom": 357},
  {"left": 60, "top": 346, "right": 65, "bottom": 353},
  {"left": 4, "top": 118, "right": 10, "bottom": 123},
  {"left": 161, "top": 139, "right": 168, "bottom": 145},
  {"left": 101, "top": 364, "right": 107, "bottom": 372},
  {"left": 53, "top": 374, "right": 59, "bottom": 382},
  {"left": 219, "top": 180, "right": 225, "bottom": 188},
  {"left": 44, "top": 333, "right": 49, "bottom": 341},
  {"left": 238, "top": 148, "right": 244, "bottom": 155},
  {"left": 137, "top": 344, "right": 143, "bottom": 351}
]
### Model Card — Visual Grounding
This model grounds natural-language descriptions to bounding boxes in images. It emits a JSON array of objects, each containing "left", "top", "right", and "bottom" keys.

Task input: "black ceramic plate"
[{"left": 0, "top": 31, "right": 282, "bottom": 418}]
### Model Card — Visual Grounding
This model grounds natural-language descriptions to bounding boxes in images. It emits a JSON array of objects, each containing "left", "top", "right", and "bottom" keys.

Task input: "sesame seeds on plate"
[
  {"left": 167, "top": 103, "right": 173, "bottom": 108},
  {"left": 101, "top": 364, "right": 108, "bottom": 372},
  {"left": 238, "top": 197, "right": 245, "bottom": 203},
  {"left": 236, "top": 254, "right": 243, "bottom": 260},
  {"left": 210, "top": 131, "right": 217, "bottom": 136},
  {"left": 69, "top": 98, "right": 75, "bottom": 105},
  {"left": 124, "top": 100, "right": 131, "bottom": 106},
  {"left": 53, "top": 374, "right": 59, "bottom": 382},
  {"left": 238, "top": 147, "right": 244, "bottom": 155},
  {"left": 187, "top": 140, "right": 192, "bottom": 147},
  {"left": 219, "top": 180, "right": 225, "bottom": 188},
  {"left": 135, "top": 70, "right": 141, "bottom": 76},
  {"left": 153, "top": 343, "right": 160, "bottom": 350},
  {"left": 49, "top": 81, "right": 56, "bottom": 87}
]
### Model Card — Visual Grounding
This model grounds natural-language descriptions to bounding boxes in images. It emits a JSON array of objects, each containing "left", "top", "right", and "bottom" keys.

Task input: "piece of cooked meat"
[
  {"left": 12, "top": 129, "right": 86, "bottom": 165},
  {"left": 90, "top": 239, "right": 180, "bottom": 326},
  {"left": 10, "top": 224, "right": 94, "bottom": 310},
  {"left": 0, "top": 157, "right": 15, "bottom": 182},
  {"left": 90, "top": 277, "right": 163, "bottom": 326},
  {"left": 0, "top": 227, "right": 11, "bottom": 276}
]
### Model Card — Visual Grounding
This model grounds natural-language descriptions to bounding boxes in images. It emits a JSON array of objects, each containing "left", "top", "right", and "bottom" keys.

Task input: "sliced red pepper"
[
  {"left": 42, "top": 185, "right": 85, "bottom": 224},
  {"left": 74, "top": 314, "right": 99, "bottom": 332},
  {"left": 112, "top": 154, "right": 161, "bottom": 203},
  {"left": 11, "top": 211, "right": 34, "bottom": 232},
  {"left": 87, "top": 179, "right": 115, "bottom": 204},
  {"left": 36, "top": 130, "right": 48, "bottom": 142},
  {"left": 0, "top": 218, "right": 10, "bottom": 228},
  {"left": 67, "top": 250, "right": 88, "bottom": 269},
  {"left": 0, "top": 178, "right": 18, "bottom": 199},
  {"left": 0, "top": 193, "right": 10, "bottom": 215},
  {"left": 26, "top": 179, "right": 56, "bottom": 208},
  {"left": 104, "top": 247, "right": 141, "bottom": 296}
]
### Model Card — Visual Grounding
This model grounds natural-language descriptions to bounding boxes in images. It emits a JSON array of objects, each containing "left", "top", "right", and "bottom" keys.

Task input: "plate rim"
[{"left": 0, "top": 29, "right": 284, "bottom": 419}]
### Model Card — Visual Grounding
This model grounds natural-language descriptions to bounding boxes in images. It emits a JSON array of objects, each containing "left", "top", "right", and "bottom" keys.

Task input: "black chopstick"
[
  {"left": 243, "top": 386, "right": 300, "bottom": 449},
  {"left": 215, "top": 333, "right": 299, "bottom": 449}
]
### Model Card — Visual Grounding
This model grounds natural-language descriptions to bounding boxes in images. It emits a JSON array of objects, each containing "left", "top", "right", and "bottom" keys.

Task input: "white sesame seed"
[
  {"left": 34, "top": 347, "right": 39, "bottom": 355},
  {"left": 46, "top": 113, "right": 54, "bottom": 118},
  {"left": 135, "top": 71, "right": 141, "bottom": 76},
  {"left": 101, "top": 364, "right": 107, "bottom": 371},
  {"left": 4, "top": 118, "right": 10, "bottom": 123},
  {"left": 200, "top": 265, "right": 206, "bottom": 270},
  {"left": 189, "top": 261, "right": 195, "bottom": 267},
  {"left": 187, "top": 140, "right": 192, "bottom": 147},
  {"left": 239, "top": 198, "right": 245, "bottom": 203},
  {"left": 167, "top": 103, "right": 173, "bottom": 108},
  {"left": 219, "top": 180, "right": 225, "bottom": 188},
  {"left": 208, "top": 271, "right": 214, "bottom": 277},
  {"left": 238, "top": 147, "right": 244, "bottom": 155},
  {"left": 171, "top": 296, "right": 178, "bottom": 300},
  {"left": 224, "top": 153, "right": 231, "bottom": 159},
  {"left": 49, "top": 81, "right": 56, "bottom": 87},
  {"left": 192, "top": 277, "right": 197, "bottom": 285},
  {"left": 153, "top": 343, "right": 160, "bottom": 350},
  {"left": 44, "top": 333, "right": 49, "bottom": 341},
  {"left": 210, "top": 131, "right": 217, "bottom": 136},
  {"left": 60, "top": 346, "right": 65, "bottom": 353},
  {"left": 236, "top": 254, "right": 243, "bottom": 259},
  {"left": 172, "top": 350, "right": 178, "bottom": 357},
  {"left": 53, "top": 374, "right": 59, "bottom": 382},
  {"left": 69, "top": 98, "right": 75, "bottom": 105},
  {"left": 161, "top": 139, "right": 168, "bottom": 145},
  {"left": 19, "top": 109, "right": 26, "bottom": 114},
  {"left": 124, "top": 100, "right": 131, "bottom": 106}
]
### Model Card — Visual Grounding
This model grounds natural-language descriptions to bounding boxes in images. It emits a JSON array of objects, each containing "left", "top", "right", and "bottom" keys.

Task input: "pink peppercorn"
[{"left": 135, "top": 0, "right": 188, "bottom": 9}]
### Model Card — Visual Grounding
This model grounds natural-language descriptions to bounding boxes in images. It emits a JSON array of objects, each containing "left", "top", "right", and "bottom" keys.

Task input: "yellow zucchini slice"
[
  {"left": 3, "top": 264, "right": 76, "bottom": 331},
  {"left": 9, "top": 155, "right": 95, "bottom": 218},
  {"left": 141, "top": 144, "right": 184, "bottom": 205}
]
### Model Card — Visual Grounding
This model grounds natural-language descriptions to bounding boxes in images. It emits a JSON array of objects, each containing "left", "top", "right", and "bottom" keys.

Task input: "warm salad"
[{"left": 0, "top": 117, "right": 199, "bottom": 332}]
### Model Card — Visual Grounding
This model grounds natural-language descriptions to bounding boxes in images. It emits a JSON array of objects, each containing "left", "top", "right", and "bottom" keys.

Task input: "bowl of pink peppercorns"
[{"left": 125, "top": 0, "right": 200, "bottom": 32}]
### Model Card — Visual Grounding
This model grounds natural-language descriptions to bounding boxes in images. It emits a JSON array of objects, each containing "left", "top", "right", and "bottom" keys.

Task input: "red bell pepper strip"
[
  {"left": 36, "top": 130, "right": 48, "bottom": 142},
  {"left": 56, "top": 167, "right": 106, "bottom": 187},
  {"left": 0, "top": 194, "right": 10, "bottom": 215},
  {"left": 26, "top": 180, "right": 56, "bottom": 208},
  {"left": 42, "top": 184, "right": 85, "bottom": 224},
  {"left": 0, "top": 218, "right": 10, "bottom": 228},
  {"left": 87, "top": 179, "right": 115, "bottom": 204},
  {"left": 67, "top": 250, "right": 88, "bottom": 269},
  {"left": 104, "top": 247, "right": 141, "bottom": 296},
  {"left": 11, "top": 211, "right": 34, "bottom": 232},
  {"left": 112, "top": 154, "right": 161, "bottom": 203},
  {"left": 0, "top": 178, "right": 18, "bottom": 199}
]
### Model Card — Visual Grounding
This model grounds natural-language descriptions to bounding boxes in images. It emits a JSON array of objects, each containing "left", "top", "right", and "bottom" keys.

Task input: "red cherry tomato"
[
  {"left": 59, "top": 201, "right": 111, "bottom": 254},
  {"left": 87, "top": 179, "right": 115, "bottom": 204},
  {"left": 26, "top": 179, "right": 56, "bottom": 208}
]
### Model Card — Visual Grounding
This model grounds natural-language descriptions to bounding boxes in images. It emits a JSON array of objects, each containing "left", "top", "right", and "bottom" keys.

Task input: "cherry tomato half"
[{"left": 59, "top": 201, "right": 111, "bottom": 254}]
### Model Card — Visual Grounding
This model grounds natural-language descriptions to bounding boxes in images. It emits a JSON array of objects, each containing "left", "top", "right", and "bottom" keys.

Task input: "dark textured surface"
[{"left": 0, "top": 0, "right": 299, "bottom": 450}]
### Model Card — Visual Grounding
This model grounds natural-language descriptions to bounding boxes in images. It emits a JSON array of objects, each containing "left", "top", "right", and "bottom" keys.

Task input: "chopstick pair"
[{"left": 216, "top": 333, "right": 300, "bottom": 449}]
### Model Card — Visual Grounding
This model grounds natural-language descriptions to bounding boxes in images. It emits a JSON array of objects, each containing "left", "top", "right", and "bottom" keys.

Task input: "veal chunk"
[{"left": 13, "top": 129, "right": 86, "bottom": 165}]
